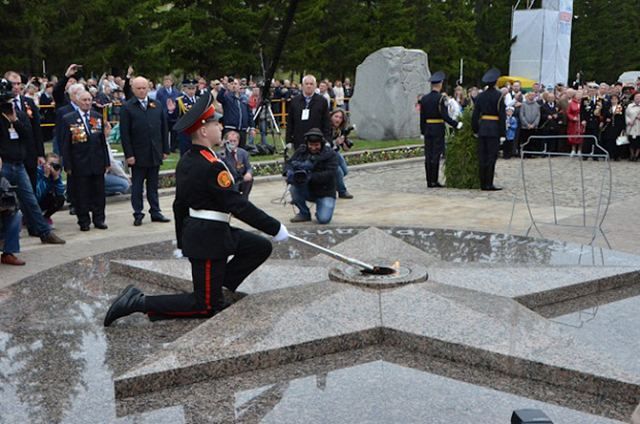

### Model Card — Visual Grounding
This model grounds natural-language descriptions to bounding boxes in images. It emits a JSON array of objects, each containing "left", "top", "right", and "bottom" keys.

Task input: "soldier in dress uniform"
[
  {"left": 104, "top": 93, "right": 290, "bottom": 327},
  {"left": 172, "top": 78, "right": 199, "bottom": 156},
  {"left": 472, "top": 68, "right": 506, "bottom": 191},
  {"left": 419, "top": 71, "right": 463, "bottom": 188}
]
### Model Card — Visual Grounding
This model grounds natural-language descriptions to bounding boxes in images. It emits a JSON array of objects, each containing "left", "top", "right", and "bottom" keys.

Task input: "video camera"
[
  {"left": 286, "top": 159, "right": 313, "bottom": 185},
  {"left": 0, "top": 79, "right": 14, "bottom": 115},
  {"left": 0, "top": 177, "right": 18, "bottom": 214}
]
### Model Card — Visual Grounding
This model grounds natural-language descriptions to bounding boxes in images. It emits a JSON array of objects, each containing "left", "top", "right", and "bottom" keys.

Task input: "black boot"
[
  {"left": 104, "top": 285, "right": 146, "bottom": 327},
  {"left": 482, "top": 165, "right": 502, "bottom": 191}
]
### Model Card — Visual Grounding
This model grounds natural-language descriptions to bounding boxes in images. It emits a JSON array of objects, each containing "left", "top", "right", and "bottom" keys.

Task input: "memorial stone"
[{"left": 350, "top": 46, "right": 431, "bottom": 140}]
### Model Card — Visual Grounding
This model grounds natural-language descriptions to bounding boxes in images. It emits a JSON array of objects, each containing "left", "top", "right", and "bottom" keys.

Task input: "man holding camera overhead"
[{"left": 285, "top": 128, "right": 337, "bottom": 224}]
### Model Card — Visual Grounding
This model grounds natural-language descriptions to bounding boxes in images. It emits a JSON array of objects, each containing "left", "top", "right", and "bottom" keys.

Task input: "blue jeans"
[
  {"left": 289, "top": 183, "right": 336, "bottom": 224},
  {"left": 259, "top": 119, "right": 268, "bottom": 145},
  {"left": 336, "top": 152, "right": 349, "bottom": 194},
  {"left": 1, "top": 162, "right": 50, "bottom": 237},
  {"left": 0, "top": 210, "right": 22, "bottom": 254},
  {"left": 104, "top": 174, "right": 131, "bottom": 196}
]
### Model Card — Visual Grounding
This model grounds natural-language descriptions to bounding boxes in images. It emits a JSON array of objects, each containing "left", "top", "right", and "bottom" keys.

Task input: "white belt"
[{"left": 189, "top": 208, "right": 231, "bottom": 223}]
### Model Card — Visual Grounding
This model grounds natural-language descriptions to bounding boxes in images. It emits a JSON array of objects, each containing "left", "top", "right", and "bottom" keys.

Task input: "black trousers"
[
  {"left": 131, "top": 165, "right": 161, "bottom": 219},
  {"left": 74, "top": 174, "right": 105, "bottom": 226},
  {"left": 478, "top": 136, "right": 500, "bottom": 188},
  {"left": 39, "top": 192, "right": 65, "bottom": 218},
  {"left": 145, "top": 230, "right": 273, "bottom": 318},
  {"left": 238, "top": 179, "right": 253, "bottom": 200},
  {"left": 424, "top": 134, "right": 445, "bottom": 185}
]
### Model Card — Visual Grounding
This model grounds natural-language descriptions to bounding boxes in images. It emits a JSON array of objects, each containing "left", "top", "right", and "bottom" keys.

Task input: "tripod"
[{"left": 252, "top": 99, "right": 286, "bottom": 155}]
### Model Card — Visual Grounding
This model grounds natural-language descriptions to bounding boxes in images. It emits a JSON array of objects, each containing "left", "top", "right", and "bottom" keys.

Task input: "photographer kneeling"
[
  {"left": 286, "top": 128, "right": 338, "bottom": 224},
  {"left": 0, "top": 169, "right": 24, "bottom": 266}
]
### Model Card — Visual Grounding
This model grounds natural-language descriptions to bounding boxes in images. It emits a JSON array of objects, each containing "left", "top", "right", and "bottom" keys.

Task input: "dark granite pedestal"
[{"left": 1, "top": 226, "right": 639, "bottom": 423}]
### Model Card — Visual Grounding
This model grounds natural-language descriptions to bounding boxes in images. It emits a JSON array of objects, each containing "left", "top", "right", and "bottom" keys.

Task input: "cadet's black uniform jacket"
[
  {"left": 120, "top": 97, "right": 169, "bottom": 167},
  {"left": 472, "top": 87, "right": 506, "bottom": 137},
  {"left": 173, "top": 144, "right": 280, "bottom": 259},
  {"left": 420, "top": 91, "right": 458, "bottom": 137},
  {"left": 60, "top": 110, "right": 110, "bottom": 175}
]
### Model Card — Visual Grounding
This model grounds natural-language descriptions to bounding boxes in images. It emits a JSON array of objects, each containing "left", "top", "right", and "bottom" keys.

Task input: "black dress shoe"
[
  {"left": 151, "top": 215, "right": 171, "bottom": 223},
  {"left": 481, "top": 185, "right": 503, "bottom": 191},
  {"left": 133, "top": 217, "right": 143, "bottom": 226},
  {"left": 80, "top": 225, "right": 90, "bottom": 231},
  {"left": 94, "top": 222, "right": 108, "bottom": 230},
  {"left": 104, "top": 285, "right": 145, "bottom": 327}
]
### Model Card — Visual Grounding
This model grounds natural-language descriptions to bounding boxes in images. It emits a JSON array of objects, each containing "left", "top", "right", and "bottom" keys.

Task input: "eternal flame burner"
[{"left": 328, "top": 261, "right": 428, "bottom": 289}]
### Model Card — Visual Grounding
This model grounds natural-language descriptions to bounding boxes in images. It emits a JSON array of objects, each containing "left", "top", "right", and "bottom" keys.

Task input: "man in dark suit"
[
  {"left": 472, "top": 68, "right": 506, "bottom": 191},
  {"left": 60, "top": 91, "right": 110, "bottom": 231},
  {"left": 5, "top": 71, "right": 45, "bottom": 192},
  {"left": 419, "top": 71, "right": 462, "bottom": 188},
  {"left": 120, "top": 76, "right": 171, "bottom": 226},
  {"left": 286, "top": 75, "right": 331, "bottom": 150},
  {"left": 220, "top": 130, "right": 253, "bottom": 200}
]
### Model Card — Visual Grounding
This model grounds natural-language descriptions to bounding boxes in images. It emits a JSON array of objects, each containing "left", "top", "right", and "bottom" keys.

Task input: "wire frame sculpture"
[{"left": 508, "top": 134, "right": 613, "bottom": 251}]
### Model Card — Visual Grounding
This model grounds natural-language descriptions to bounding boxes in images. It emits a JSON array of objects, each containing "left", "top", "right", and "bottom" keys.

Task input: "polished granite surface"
[{"left": 2, "top": 226, "right": 640, "bottom": 422}]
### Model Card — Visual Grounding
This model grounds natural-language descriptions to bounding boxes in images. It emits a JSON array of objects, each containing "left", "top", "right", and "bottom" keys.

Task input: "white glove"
[
  {"left": 499, "top": 137, "right": 506, "bottom": 143},
  {"left": 419, "top": 134, "right": 424, "bottom": 140},
  {"left": 173, "top": 248, "right": 184, "bottom": 258},
  {"left": 273, "top": 224, "right": 289, "bottom": 242},
  {"left": 456, "top": 122, "right": 463, "bottom": 130}
]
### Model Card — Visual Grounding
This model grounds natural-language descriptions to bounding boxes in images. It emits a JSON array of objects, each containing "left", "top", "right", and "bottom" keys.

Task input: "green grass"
[{"left": 46, "top": 133, "right": 422, "bottom": 172}]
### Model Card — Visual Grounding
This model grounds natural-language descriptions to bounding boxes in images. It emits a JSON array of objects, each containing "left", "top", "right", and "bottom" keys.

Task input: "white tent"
[
  {"left": 509, "top": 0, "right": 573, "bottom": 88},
  {"left": 618, "top": 71, "right": 640, "bottom": 84}
]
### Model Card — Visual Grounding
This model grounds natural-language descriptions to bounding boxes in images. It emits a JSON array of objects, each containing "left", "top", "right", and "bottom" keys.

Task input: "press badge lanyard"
[
  {"left": 302, "top": 96, "right": 312, "bottom": 121},
  {"left": 3, "top": 115, "right": 19, "bottom": 140}
]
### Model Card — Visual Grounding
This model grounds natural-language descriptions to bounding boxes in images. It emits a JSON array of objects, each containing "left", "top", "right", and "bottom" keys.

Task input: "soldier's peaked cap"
[
  {"left": 304, "top": 128, "right": 325, "bottom": 142},
  {"left": 182, "top": 78, "right": 198, "bottom": 87},
  {"left": 173, "top": 92, "right": 222, "bottom": 134},
  {"left": 429, "top": 71, "right": 445, "bottom": 84},
  {"left": 482, "top": 68, "right": 501, "bottom": 85}
]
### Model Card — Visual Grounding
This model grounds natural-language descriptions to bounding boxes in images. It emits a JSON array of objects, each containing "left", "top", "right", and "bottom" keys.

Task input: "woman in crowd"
[
  {"left": 454, "top": 85, "right": 468, "bottom": 110},
  {"left": 566, "top": 89, "right": 584, "bottom": 156},
  {"left": 601, "top": 94, "right": 626, "bottom": 161},
  {"left": 539, "top": 92, "right": 562, "bottom": 153},
  {"left": 333, "top": 80, "right": 345, "bottom": 109},
  {"left": 329, "top": 109, "right": 353, "bottom": 199},
  {"left": 626, "top": 92, "right": 640, "bottom": 161},
  {"left": 519, "top": 91, "right": 541, "bottom": 155}
]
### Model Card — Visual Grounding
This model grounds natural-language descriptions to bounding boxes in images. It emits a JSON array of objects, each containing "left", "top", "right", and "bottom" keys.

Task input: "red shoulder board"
[{"left": 199, "top": 149, "right": 217, "bottom": 163}]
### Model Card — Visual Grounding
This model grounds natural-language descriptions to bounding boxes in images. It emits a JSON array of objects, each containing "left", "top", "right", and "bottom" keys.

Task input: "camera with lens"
[
  {"left": 50, "top": 163, "right": 62, "bottom": 172},
  {"left": 286, "top": 159, "right": 313, "bottom": 185},
  {"left": 341, "top": 125, "right": 356, "bottom": 149},
  {"left": 0, "top": 177, "right": 18, "bottom": 214},
  {"left": 0, "top": 79, "right": 14, "bottom": 114}
]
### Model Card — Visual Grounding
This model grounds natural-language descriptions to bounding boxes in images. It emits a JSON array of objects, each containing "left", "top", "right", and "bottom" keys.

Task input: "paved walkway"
[{"left": 2, "top": 156, "right": 639, "bottom": 289}]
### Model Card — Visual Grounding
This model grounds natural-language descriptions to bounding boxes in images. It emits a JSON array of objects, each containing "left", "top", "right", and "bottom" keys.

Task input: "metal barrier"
[{"left": 508, "top": 134, "right": 612, "bottom": 250}]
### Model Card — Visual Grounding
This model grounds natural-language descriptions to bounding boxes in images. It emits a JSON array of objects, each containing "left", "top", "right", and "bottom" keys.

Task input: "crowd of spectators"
[
  {"left": 0, "top": 66, "right": 357, "bottom": 267},
  {"left": 440, "top": 77, "right": 640, "bottom": 161}
]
